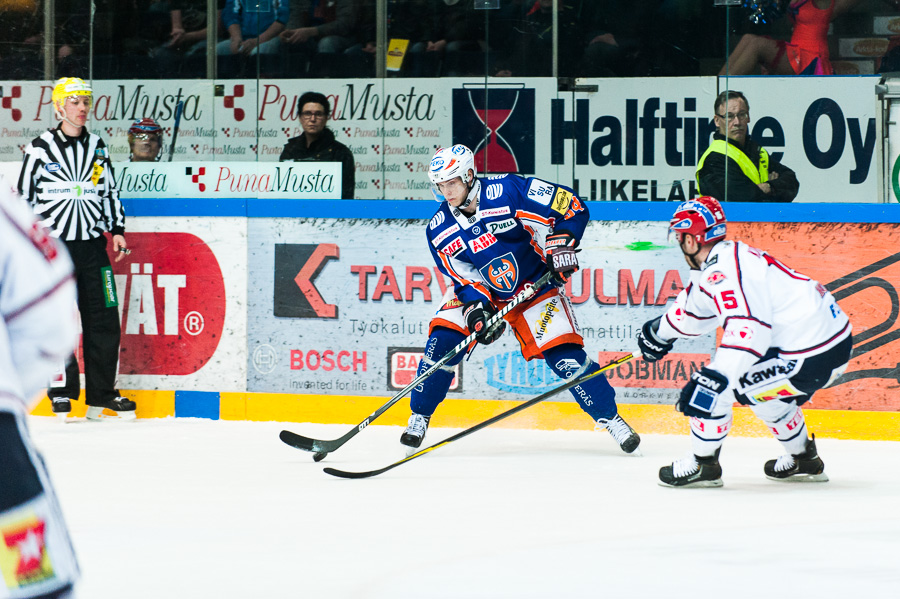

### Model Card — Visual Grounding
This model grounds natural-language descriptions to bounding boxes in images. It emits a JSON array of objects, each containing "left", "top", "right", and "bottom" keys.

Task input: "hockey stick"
[
  {"left": 323, "top": 352, "right": 635, "bottom": 479},
  {"left": 280, "top": 270, "right": 555, "bottom": 461},
  {"left": 168, "top": 100, "right": 184, "bottom": 162}
]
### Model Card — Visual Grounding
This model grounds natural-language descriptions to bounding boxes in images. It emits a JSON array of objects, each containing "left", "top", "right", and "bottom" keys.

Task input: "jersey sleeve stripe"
[
  {"left": 779, "top": 321, "right": 852, "bottom": 356},
  {"left": 5, "top": 274, "right": 75, "bottom": 323},
  {"left": 733, "top": 244, "right": 753, "bottom": 315},
  {"left": 724, "top": 315, "right": 772, "bottom": 329},
  {"left": 663, "top": 314, "right": 702, "bottom": 337},
  {"left": 719, "top": 344, "right": 764, "bottom": 358},
  {"left": 515, "top": 210, "right": 553, "bottom": 226}
]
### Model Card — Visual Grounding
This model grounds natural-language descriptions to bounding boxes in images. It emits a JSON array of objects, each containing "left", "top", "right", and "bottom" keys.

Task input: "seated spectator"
[
  {"left": 219, "top": 0, "right": 288, "bottom": 56},
  {"left": 128, "top": 118, "right": 164, "bottom": 162},
  {"left": 165, "top": 0, "right": 226, "bottom": 56},
  {"left": 492, "top": 0, "right": 583, "bottom": 78},
  {"left": 579, "top": 0, "right": 659, "bottom": 77},
  {"left": 280, "top": 92, "right": 355, "bottom": 199},
  {"left": 281, "top": 0, "right": 356, "bottom": 55},
  {"left": 721, "top": 0, "right": 863, "bottom": 76}
]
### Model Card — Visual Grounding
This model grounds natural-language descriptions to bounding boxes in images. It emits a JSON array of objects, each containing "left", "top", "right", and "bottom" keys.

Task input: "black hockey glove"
[
  {"left": 636, "top": 317, "right": 675, "bottom": 362},
  {"left": 463, "top": 300, "right": 506, "bottom": 345},
  {"left": 676, "top": 367, "right": 729, "bottom": 419},
  {"left": 545, "top": 231, "right": 580, "bottom": 283}
]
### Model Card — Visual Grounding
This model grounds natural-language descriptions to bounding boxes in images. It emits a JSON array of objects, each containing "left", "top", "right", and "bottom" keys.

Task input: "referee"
[{"left": 17, "top": 77, "right": 137, "bottom": 421}]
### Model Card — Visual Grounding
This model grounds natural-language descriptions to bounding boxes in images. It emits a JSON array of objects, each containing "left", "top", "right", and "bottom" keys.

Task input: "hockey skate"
[
  {"left": 764, "top": 434, "right": 828, "bottom": 482},
  {"left": 659, "top": 448, "right": 723, "bottom": 488},
  {"left": 596, "top": 414, "right": 641, "bottom": 454},
  {"left": 50, "top": 397, "right": 72, "bottom": 422},
  {"left": 400, "top": 413, "right": 430, "bottom": 450},
  {"left": 86, "top": 396, "right": 137, "bottom": 421}
]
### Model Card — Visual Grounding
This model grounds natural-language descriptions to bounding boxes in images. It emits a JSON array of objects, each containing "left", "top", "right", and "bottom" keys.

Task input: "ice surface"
[{"left": 29, "top": 417, "right": 900, "bottom": 598}]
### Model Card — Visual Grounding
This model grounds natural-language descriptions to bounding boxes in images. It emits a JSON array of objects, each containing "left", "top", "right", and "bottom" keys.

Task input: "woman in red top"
[{"left": 720, "top": 0, "right": 861, "bottom": 76}]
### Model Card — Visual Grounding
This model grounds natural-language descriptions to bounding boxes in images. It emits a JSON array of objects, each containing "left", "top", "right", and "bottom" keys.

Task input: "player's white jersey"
[
  {"left": 0, "top": 187, "right": 78, "bottom": 406},
  {"left": 657, "top": 240, "right": 851, "bottom": 383}
]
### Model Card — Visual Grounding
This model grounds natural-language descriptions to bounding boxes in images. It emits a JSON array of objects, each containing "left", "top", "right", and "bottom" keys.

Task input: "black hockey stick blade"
[
  {"left": 323, "top": 353, "right": 634, "bottom": 479},
  {"left": 279, "top": 271, "right": 554, "bottom": 459}
]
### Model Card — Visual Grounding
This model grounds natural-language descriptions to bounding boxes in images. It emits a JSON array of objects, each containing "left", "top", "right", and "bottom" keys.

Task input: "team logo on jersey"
[
  {"left": 472, "top": 225, "right": 481, "bottom": 235},
  {"left": 429, "top": 211, "right": 445, "bottom": 230},
  {"left": 485, "top": 184, "right": 502, "bottom": 200},
  {"left": 1, "top": 515, "right": 54, "bottom": 588},
  {"left": 526, "top": 179, "right": 555, "bottom": 205},
  {"left": 440, "top": 237, "right": 464, "bottom": 256},
  {"left": 45, "top": 162, "right": 61, "bottom": 173},
  {"left": 480, "top": 207, "right": 510, "bottom": 218},
  {"left": 551, "top": 188, "right": 573, "bottom": 214},
  {"left": 488, "top": 218, "right": 517, "bottom": 235},
  {"left": 452, "top": 86, "right": 535, "bottom": 174},
  {"left": 479, "top": 253, "right": 518, "bottom": 292},
  {"left": 722, "top": 325, "right": 755, "bottom": 344},
  {"left": 431, "top": 223, "right": 459, "bottom": 246},
  {"left": 706, "top": 271, "right": 727, "bottom": 285},
  {"left": 469, "top": 232, "right": 498, "bottom": 253}
]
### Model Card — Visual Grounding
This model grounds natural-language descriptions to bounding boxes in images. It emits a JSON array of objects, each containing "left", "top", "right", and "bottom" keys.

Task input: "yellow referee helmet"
[{"left": 52, "top": 77, "right": 92, "bottom": 111}]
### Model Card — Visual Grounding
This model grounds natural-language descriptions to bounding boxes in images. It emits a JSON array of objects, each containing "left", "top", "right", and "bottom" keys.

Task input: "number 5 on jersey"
[{"left": 715, "top": 289, "right": 739, "bottom": 312}]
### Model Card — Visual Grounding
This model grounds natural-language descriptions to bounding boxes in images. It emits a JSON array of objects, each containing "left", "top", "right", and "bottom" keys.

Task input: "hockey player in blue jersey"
[{"left": 400, "top": 144, "right": 640, "bottom": 454}]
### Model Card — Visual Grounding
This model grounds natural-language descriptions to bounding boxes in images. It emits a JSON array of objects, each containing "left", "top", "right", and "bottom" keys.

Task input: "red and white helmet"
[
  {"left": 669, "top": 196, "right": 727, "bottom": 245},
  {"left": 428, "top": 144, "right": 476, "bottom": 201}
]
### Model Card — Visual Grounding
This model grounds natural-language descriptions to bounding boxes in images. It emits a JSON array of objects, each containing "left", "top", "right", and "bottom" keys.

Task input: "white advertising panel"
[{"left": 0, "top": 76, "right": 880, "bottom": 202}]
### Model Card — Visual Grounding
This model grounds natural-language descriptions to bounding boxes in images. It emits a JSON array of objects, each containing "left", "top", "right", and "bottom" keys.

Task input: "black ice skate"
[
  {"left": 400, "top": 413, "right": 431, "bottom": 449},
  {"left": 86, "top": 396, "right": 137, "bottom": 421},
  {"left": 659, "top": 448, "right": 723, "bottom": 488},
  {"left": 764, "top": 434, "right": 828, "bottom": 482},
  {"left": 597, "top": 414, "right": 641, "bottom": 454},
  {"left": 50, "top": 397, "right": 72, "bottom": 422}
]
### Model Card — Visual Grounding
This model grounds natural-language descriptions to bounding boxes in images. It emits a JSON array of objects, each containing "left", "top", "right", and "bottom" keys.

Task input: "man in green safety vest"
[{"left": 696, "top": 90, "right": 798, "bottom": 203}]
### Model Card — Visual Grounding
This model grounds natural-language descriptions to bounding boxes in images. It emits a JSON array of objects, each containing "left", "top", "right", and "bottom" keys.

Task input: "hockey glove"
[
  {"left": 545, "top": 231, "right": 580, "bottom": 283},
  {"left": 636, "top": 317, "right": 675, "bottom": 362},
  {"left": 676, "top": 367, "right": 730, "bottom": 419},
  {"left": 463, "top": 300, "right": 506, "bottom": 345}
]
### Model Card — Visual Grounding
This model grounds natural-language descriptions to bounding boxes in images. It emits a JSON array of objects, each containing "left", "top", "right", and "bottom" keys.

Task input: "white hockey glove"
[
  {"left": 676, "top": 367, "right": 730, "bottom": 418},
  {"left": 636, "top": 317, "right": 674, "bottom": 362}
]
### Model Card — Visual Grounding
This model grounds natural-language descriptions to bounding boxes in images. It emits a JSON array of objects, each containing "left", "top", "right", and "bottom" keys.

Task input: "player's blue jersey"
[{"left": 425, "top": 174, "right": 588, "bottom": 306}]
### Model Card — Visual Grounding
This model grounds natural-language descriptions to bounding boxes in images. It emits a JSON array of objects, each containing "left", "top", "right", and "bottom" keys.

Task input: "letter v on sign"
[{"left": 295, "top": 244, "right": 339, "bottom": 318}]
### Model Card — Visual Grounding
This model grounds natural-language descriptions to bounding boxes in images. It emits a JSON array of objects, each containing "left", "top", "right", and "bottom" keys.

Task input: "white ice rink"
[{"left": 29, "top": 416, "right": 900, "bottom": 598}]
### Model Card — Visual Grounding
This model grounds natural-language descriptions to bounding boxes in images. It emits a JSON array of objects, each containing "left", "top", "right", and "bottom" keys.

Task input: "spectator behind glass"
[
  {"left": 165, "top": 0, "right": 227, "bottom": 56},
  {"left": 128, "top": 118, "right": 164, "bottom": 162},
  {"left": 579, "top": 0, "right": 659, "bottom": 77},
  {"left": 219, "top": 0, "right": 288, "bottom": 56},
  {"left": 281, "top": 0, "right": 357, "bottom": 54},
  {"left": 425, "top": 0, "right": 487, "bottom": 76},
  {"left": 280, "top": 92, "right": 356, "bottom": 199},
  {"left": 492, "top": 0, "right": 585, "bottom": 78},
  {"left": 721, "top": 0, "right": 863, "bottom": 76},
  {"left": 696, "top": 90, "right": 799, "bottom": 203}
]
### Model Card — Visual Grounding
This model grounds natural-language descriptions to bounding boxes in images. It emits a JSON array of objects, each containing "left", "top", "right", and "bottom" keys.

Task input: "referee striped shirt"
[{"left": 17, "top": 126, "right": 125, "bottom": 241}]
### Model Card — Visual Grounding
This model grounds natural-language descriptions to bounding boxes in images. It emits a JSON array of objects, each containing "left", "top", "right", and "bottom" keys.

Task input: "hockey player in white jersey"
[
  {"left": 0, "top": 185, "right": 80, "bottom": 598},
  {"left": 636, "top": 196, "right": 852, "bottom": 487},
  {"left": 399, "top": 144, "right": 640, "bottom": 454}
]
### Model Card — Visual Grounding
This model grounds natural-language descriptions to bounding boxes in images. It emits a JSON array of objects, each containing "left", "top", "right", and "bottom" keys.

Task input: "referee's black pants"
[{"left": 49, "top": 235, "right": 122, "bottom": 406}]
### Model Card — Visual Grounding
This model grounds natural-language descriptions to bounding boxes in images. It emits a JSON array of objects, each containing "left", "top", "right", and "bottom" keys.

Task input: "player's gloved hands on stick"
[
  {"left": 463, "top": 300, "right": 506, "bottom": 345},
  {"left": 545, "top": 231, "right": 580, "bottom": 283},
  {"left": 676, "top": 367, "right": 729, "bottom": 418},
  {"left": 637, "top": 317, "right": 675, "bottom": 362}
]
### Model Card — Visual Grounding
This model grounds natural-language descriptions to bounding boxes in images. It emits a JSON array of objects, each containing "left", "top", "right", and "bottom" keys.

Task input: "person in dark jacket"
[
  {"left": 696, "top": 90, "right": 799, "bottom": 203},
  {"left": 279, "top": 91, "right": 355, "bottom": 199}
]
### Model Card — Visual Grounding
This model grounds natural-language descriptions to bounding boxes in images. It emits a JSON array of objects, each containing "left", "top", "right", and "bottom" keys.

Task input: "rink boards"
[{"left": 22, "top": 199, "right": 900, "bottom": 442}]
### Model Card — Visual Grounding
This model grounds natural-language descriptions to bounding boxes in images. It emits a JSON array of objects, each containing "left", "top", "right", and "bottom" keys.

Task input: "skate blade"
[
  {"left": 54, "top": 412, "right": 70, "bottom": 423},
  {"left": 658, "top": 479, "right": 724, "bottom": 489},
  {"left": 766, "top": 472, "right": 829, "bottom": 483},
  {"left": 86, "top": 407, "right": 137, "bottom": 421}
]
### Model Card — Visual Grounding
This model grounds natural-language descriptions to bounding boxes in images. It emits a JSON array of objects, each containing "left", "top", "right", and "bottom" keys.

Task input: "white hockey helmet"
[{"left": 429, "top": 144, "right": 476, "bottom": 201}]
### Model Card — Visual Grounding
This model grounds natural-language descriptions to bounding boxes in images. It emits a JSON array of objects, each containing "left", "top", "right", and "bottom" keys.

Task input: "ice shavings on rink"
[{"left": 29, "top": 417, "right": 900, "bottom": 598}]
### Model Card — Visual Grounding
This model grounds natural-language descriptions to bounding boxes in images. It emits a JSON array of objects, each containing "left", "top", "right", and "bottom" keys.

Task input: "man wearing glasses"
[
  {"left": 696, "top": 90, "right": 798, "bottom": 203},
  {"left": 279, "top": 91, "right": 355, "bottom": 199}
]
